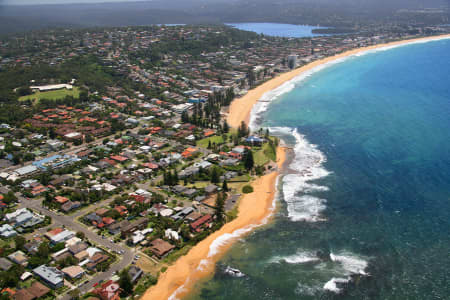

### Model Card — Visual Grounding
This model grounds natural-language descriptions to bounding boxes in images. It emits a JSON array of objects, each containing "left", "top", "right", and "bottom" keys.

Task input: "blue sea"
[
  {"left": 226, "top": 23, "right": 328, "bottom": 37},
  {"left": 184, "top": 38, "right": 450, "bottom": 299}
]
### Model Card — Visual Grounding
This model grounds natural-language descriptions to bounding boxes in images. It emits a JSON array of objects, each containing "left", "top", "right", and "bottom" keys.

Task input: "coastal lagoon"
[
  {"left": 226, "top": 23, "right": 328, "bottom": 38},
  {"left": 186, "top": 38, "right": 450, "bottom": 299}
]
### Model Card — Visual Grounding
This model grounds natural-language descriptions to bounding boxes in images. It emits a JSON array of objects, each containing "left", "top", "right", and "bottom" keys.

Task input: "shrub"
[{"left": 242, "top": 185, "right": 254, "bottom": 194}]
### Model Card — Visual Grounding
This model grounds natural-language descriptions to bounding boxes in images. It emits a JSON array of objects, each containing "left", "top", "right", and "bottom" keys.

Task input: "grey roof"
[
  {"left": 0, "top": 257, "right": 12, "bottom": 271},
  {"left": 15, "top": 165, "right": 39, "bottom": 176},
  {"left": 205, "top": 184, "right": 218, "bottom": 194},
  {"left": 128, "top": 266, "right": 143, "bottom": 283},
  {"left": 33, "top": 265, "right": 64, "bottom": 286}
]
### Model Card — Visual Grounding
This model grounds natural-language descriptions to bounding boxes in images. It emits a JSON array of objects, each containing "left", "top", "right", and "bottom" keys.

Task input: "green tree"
[
  {"left": 68, "top": 288, "right": 80, "bottom": 300},
  {"left": 222, "top": 120, "right": 229, "bottom": 133},
  {"left": 37, "top": 242, "right": 50, "bottom": 258},
  {"left": 118, "top": 269, "right": 133, "bottom": 296},
  {"left": 222, "top": 180, "right": 229, "bottom": 192},
  {"left": 76, "top": 231, "right": 85, "bottom": 239},
  {"left": 214, "top": 192, "right": 225, "bottom": 223},
  {"left": 244, "top": 150, "right": 254, "bottom": 170},
  {"left": 14, "top": 235, "right": 26, "bottom": 251},
  {"left": 210, "top": 167, "right": 220, "bottom": 184},
  {"left": 2, "top": 191, "right": 17, "bottom": 204}
]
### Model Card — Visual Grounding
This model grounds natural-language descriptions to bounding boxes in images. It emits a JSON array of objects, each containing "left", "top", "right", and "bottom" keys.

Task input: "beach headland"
[
  {"left": 227, "top": 34, "right": 450, "bottom": 129},
  {"left": 141, "top": 33, "right": 450, "bottom": 300}
]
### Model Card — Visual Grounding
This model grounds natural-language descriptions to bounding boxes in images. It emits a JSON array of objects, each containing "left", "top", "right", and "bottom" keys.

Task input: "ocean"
[
  {"left": 184, "top": 38, "right": 450, "bottom": 300},
  {"left": 225, "top": 23, "right": 328, "bottom": 38}
]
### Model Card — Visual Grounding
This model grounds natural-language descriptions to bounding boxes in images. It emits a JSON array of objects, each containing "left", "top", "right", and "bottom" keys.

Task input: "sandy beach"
[
  {"left": 227, "top": 34, "right": 450, "bottom": 128},
  {"left": 141, "top": 33, "right": 450, "bottom": 300},
  {"left": 142, "top": 147, "right": 287, "bottom": 300}
]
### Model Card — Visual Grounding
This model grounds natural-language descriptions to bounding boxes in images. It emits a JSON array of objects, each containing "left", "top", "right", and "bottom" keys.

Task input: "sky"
[{"left": 2, "top": 0, "right": 150, "bottom": 4}]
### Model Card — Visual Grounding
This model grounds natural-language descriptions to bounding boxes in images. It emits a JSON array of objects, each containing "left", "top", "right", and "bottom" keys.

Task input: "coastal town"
[{"left": 0, "top": 22, "right": 449, "bottom": 300}]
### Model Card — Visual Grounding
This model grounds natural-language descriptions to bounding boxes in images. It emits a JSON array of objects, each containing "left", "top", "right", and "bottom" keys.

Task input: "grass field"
[
  {"left": 19, "top": 87, "right": 80, "bottom": 103},
  {"left": 196, "top": 135, "right": 224, "bottom": 148},
  {"left": 254, "top": 142, "right": 277, "bottom": 166}
]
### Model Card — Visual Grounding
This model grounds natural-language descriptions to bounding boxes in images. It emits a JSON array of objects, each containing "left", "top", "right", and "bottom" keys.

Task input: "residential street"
[{"left": 18, "top": 197, "right": 134, "bottom": 299}]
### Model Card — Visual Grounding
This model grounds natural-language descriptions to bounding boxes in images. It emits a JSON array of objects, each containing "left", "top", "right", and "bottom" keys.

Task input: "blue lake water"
[
  {"left": 185, "top": 38, "right": 450, "bottom": 299},
  {"left": 226, "top": 23, "right": 328, "bottom": 37}
]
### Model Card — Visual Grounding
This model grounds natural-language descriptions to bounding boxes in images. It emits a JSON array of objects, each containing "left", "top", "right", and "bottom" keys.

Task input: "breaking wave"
[
  {"left": 270, "top": 250, "right": 319, "bottom": 264},
  {"left": 323, "top": 252, "right": 370, "bottom": 294},
  {"left": 270, "top": 127, "right": 330, "bottom": 222}
]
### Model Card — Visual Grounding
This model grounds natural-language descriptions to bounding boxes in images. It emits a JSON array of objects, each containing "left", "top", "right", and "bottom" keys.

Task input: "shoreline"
[
  {"left": 141, "top": 33, "right": 450, "bottom": 300},
  {"left": 142, "top": 146, "right": 288, "bottom": 300},
  {"left": 227, "top": 34, "right": 450, "bottom": 128}
]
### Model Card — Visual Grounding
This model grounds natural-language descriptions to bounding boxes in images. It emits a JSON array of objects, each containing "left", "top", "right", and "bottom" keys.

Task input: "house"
[
  {"left": 204, "top": 184, "right": 218, "bottom": 194},
  {"left": 96, "top": 208, "right": 110, "bottom": 217},
  {"left": 185, "top": 211, "right": 202, "bottom": 222},
  {"left": 61, "top": 200, "right": 81, "bottom": 212},
  {"left": 68, "top": 242, "right": 88, "bottom": 255},
  {"left": 171, "top": 207, "right": 195, "bottom": 221},
  {"left": 14, "top": 165, "right": 39, "bottom": 178},
  {"left": 8, "top": 251, "right": 28, "bottom": 266},
  {"left": 131, "top": 228, "right": 153, "bottom": 245},
  {"left": 172, "top": 185, "right": 188, "bottom": 194},
  {"left": 24, "top": 240, "right": 42, "bottom": 254},
  {"left": 121, "top": 218, "right": 149, "bottom": 237},
  {"left": 114, "top": 205, "right": 128, "bottom": 216},
  {"left": 14, "top": 288, "right": 35, "bottom": 300},
  {"left": 51, "top": 248, "right": 69, "bottom": 260},
  {"left": 45, "top": 227, "right": 64, "bottom": 239},
  {"left": 5, "top": 208, "right": 34, "bottom": 227},
  {"left": 245, "top": 135, "right": 264, "bottom": 145},
  {"left": 49, "top": 230, "right": 75, "bottom": 244},
  {"left": 0, "top": 257, "right": 12, "bottom": 271},
  {"left": 62, "top": 265, "right": 85, "bottom": 280},
  {"left": 33, "top": 265, "right": 64, "bottom": 289},
  {"left": 181, "top": 147, "right": 198, "bottom": 158},
  {"left": 26, "top": 282, "right": 51, "bottom": 299},
  {"left": 108, "top": 220, "right": 129, "bottom": 235},
  {"left": 55, "top": 196, "right": 69, "bottom": 204},
  {"left": 53, "top": 251, "right": 72, "bottom": 263},
  {"left": 148, "top": 239, "right": 175, "bottom": 258},
  {"left": 84, "top": 212, "right": 102, "bottom": 224},
  {"left": 190, "top": 214, "right": 212, "bottom": 232},
  {"left": 93, "top": 280, "right": 121, "bottom": 300},
  {"left": 0, "top": 224, "right": 17, "bottom": 238},
  {"left": 86, "top": 253, "right": 109, "bottom": 270},
  {"left": 183, "top": 188, "right": 198, "bottom": 198},
  {"left": 128, "top": 266, "right": 143, "bottom": 283},
  {"left": 165, "top": 228, "right": 180, "bottom": 241},
  {"left": 75, "top": 250, "right": 89, "bottom": 261}
]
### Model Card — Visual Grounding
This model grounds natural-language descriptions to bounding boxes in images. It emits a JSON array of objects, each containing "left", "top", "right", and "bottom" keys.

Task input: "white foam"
[
  {"left": 168, "top": 279, "right": 188, "bottom": 300},
  {"left": 277, "top": 250, "right": 319, "bottom": 264},
  {"left": 196, "top": 259, "right": 210, "bottom": 271},
  {"left": 330, "top": 252, "right": 369, "bottom": 276},
  {"left": 323, "top": 252, "right": 370, "bottom": 294},
  {"left": 276, "top": 128, "right": 330, "bottom": 222},
  {"left": 323, "top": 277, "right": 350, "bottom": 293}
]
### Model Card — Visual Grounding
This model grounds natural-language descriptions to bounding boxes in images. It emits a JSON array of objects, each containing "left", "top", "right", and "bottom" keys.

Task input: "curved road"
[{"left": 19, "top": 198, "right": 133, "bottom": 299}]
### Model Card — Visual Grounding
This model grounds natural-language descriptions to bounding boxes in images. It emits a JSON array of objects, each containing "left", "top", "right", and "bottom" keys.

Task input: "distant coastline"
[
  {"left": 142, "top": 33, "right": 450, "bottom": 300},
  {"left": 227, "top": 33, "right": 450, "bottom": 130}
]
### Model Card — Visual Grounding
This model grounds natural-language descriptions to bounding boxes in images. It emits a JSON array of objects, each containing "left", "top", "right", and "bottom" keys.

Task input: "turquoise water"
[
  {"left": 226, "top": 23, "right": 328, "bottom": 37},
  {"left": 186, "top": 39, "right": 450, "bottom": 299}
]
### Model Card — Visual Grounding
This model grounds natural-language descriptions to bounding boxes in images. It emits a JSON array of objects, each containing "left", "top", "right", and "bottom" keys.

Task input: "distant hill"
[{"left": 0, "top": 0, "right": 448, "bottom": 35}]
